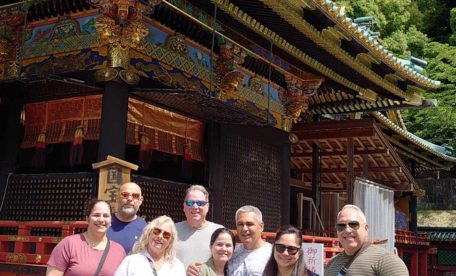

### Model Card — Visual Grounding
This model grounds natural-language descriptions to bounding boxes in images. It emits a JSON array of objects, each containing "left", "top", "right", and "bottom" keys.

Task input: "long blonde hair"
[{"left": 132, "top": 215, "right": 178, "bottom": 264}]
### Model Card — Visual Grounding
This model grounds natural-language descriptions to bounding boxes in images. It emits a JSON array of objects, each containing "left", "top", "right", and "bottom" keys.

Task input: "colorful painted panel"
[
  {"left": 188, "top": 46, "right": 212, "bottom": 70},
  {"left": 144, "top": 23, "right": 167, "bottom": 45},
  {"left": 21, "top": 49, "right": 106, "bottom": 77}
]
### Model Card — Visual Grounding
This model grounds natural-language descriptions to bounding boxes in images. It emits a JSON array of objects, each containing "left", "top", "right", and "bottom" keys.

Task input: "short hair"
[
  {"left": 263, "top": 225, "right": 308, "bottom": 276},
  {"left": 132, "top": 215, "right": 178, "bottom": 263},
  {"left": 185, "top": 185, "right": 209, "bottom": 201},
  {"left": 337, "top": 204, "right": 367, "bottom": 223},
  {"left": 235, "top": 205, "right": 263, "bottom": 223},
  {"left": 84, "top": 198, "right": 111, "bottom": 218}
]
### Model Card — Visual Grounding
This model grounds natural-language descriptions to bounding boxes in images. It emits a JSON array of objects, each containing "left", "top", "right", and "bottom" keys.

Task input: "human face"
[
  {"left": 211, "top": 233, "right": 234, "bottom": 264},
  {"left": 87, "top": 201, "right": 111, "bottom": 235},
  {"left": 274, "top": 233, "right": 301, "bottom": 269},
  {"left": 336, "top": 208, "right": 369, "bottom": 255},
  {"left": 183, "top": 190, "right": 208, "bottom": 227},
  {"left": 236, "top": 212, "right": 264, "bottom": 250},
  {"left": 148, "top": 223, "right": 173, "bottom": 257},
  {"left": 116, "top": 182, "right": 143, "bottom": 220}
]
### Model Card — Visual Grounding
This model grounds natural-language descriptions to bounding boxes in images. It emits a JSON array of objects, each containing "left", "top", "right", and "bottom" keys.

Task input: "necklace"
[{"left": 84, "top": 233, "right": 104, "bottom": 248}]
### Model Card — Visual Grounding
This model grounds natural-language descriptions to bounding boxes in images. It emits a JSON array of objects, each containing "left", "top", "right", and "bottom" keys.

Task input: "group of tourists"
[{"left": 45, "top": 182, "right": 409, "bottom": 276}]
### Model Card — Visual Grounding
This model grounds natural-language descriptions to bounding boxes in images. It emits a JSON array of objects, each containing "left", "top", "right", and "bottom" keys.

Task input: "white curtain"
[{"left": 354, "top": 177, "right": 395, "bottom": 252}]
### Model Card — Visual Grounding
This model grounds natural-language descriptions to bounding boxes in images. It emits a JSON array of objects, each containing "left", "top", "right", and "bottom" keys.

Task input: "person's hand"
[{"left": 186, "top": 262, "right": 202, "bottom": 276}]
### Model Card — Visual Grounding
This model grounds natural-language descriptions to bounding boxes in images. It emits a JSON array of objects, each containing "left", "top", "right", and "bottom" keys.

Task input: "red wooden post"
[
  {"left": 420, "top": 249, "right": 428, "bottom": 276},
  {"left": 410, "top": 251, "right": 419, "bottom": 276}
]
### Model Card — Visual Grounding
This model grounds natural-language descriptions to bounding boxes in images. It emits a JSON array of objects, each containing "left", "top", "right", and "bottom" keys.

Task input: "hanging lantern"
[
  {"left": 180, "top": 142, "right": 192, "bottom": 179},
  {"left": 138, "top": 133, "right": 153, "bottom": 170},
  {"left": 31, "top": 132, "right": 46, "bottom": 169},
  {"left": 69, "top": 126, "right": 84, "bottom": 167}
]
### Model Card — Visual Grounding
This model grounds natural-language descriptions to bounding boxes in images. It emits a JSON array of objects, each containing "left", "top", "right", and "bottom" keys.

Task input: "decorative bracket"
[
  {"left": 215, "top": 42, "right": 246, "bottom": 98},
  {"left": 279, "top": 75, "right": 323, "bottom": 131},
  {"left": 89, "top": 0, "right": 161, "bottom": 85}
]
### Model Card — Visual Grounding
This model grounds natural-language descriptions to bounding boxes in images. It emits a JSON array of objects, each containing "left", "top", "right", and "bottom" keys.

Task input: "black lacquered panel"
[
  {"left": 0, "top": 173, "right": 97, "bottom": 221},
  {"left": 132, "top": 175, "right": 190, "bottom": 223},
  {"left": 220, "top": 132, "right": 282, "bottom": 232}
]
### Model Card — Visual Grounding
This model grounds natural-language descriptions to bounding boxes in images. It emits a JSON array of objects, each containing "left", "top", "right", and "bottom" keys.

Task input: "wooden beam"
[
  {"left": 298, "top": 167, "right": 402, "bottom": 173},
  {"left": 291, "top": 148, "right": 388, "bottom": 157},
  {"left": 293, "top": 119, "right": 375, "bottom": 140},
  {"left": 347, "top": 137, "right": 354, "bottom": 203}
]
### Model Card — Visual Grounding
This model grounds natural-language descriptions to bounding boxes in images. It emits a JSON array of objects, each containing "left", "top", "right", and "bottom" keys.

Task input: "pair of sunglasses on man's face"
[
  {"left": 335, "top": 221, "right": 361, "bottom": 232},
  {"left": 152, "top": 227, "right": 172, "bottom": 240},
  {"left": 275, "top": 244, "right": 300, "bottom": 255},
  {"left": 184, "top": 200, "right": 207, "bottom": 207},
  {"left": 120, "top": 192, "right": 141, "bottom": 200}
]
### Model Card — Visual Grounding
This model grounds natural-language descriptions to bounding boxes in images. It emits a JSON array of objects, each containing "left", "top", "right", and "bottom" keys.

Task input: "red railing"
[
  {"left": 395, "top": 230, "right": 430, "bottom": 246},
  {"left": 0, "top": 221, "right": 88, "bottom": 266}
]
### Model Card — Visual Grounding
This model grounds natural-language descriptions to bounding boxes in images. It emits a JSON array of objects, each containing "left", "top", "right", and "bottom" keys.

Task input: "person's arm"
[
  {"left": 378, "top": 253, "right": 409, "bottom": 276},
  {"left": 186, "top": 262, "right": 202, "bottom": 276},
  {"left": 46, "top": 266, "right": 64, "bottom": 276}
]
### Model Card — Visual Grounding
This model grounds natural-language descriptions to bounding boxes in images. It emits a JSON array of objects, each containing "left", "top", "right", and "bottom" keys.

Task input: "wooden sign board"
[{"left": 92, "top": 155, "right": 138, "bottom": 208}]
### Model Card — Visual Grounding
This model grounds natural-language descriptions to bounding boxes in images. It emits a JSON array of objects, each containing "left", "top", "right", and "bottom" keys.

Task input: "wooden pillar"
[
  {"left": 411, "top": 251, "right": 419, "bottom": 276},
  {"left": 362, "top": 154, "right": 369, "bottom": 177},
  {"left": 311, "top": 142, "right": 321, "bottom": 212},
  {"left": 410, "top": 161, "right": 418, "bottom": 231},
  {"left": 420, "top": 250, "right": 428, "bottom": 276},
  {"left": 98, "top": 82, "right": 129, "bottom": 161},
  {"left": 347, "top": 137, "right": 354, "bottom": 203},
  {"left": 281, "top": 140, "right": 291, "bottom": 226},
  {"left": 0, "top": 91, "right": 23, "bottom": 201}
]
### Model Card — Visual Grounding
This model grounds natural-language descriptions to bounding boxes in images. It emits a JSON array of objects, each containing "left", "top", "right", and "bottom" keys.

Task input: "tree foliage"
[{"left": 336, "top": 0, "right": 456, "bottom": 156}]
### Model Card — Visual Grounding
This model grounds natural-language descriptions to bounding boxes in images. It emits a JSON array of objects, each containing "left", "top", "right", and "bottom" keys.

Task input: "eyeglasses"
[
  {"left": 152, "top": 227, "right": 172, "bottom": 240},
  {"left": 184, "top": 200, "right": 207, "bottom": 207},
  {"left": 336, "top": 221, "right": 361, "bottom": 232},
  {"left": 120, "top": 192, "right": 141, "bottom": 200},
  {"left": 275, "top": 244, "right": 300, "bottom": 255}
]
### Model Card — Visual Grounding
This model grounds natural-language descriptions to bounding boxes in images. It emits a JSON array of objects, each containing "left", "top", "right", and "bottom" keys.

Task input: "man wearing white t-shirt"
[{"left": 227, "top": 205, "right": 272, "bottom": 276}]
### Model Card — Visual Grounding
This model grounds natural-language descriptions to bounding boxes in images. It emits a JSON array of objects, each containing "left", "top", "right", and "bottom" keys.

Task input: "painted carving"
[
  {"left": 89, "top": 0, "right": 161, "bottom": 85},
  {"left": 49, "top": 20, "right": 81, "bottom": 41},
  {"left": 0, "top": 6, "right": 25, "bottom": 79},
  {"left": 165, "top": 33, "right": 189, "bottom": 57},
  {"left": 215, "top": 43, "right": 246, "bottom": 97},
  {"left": 279, "top": 75, "right": 323, "bottom": 131},
  {"left": 248, "top": 76, "right": 266, "bottom": 96}
]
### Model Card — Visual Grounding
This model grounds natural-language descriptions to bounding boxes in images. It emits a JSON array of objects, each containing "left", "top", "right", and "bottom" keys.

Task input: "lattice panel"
[
  {"left": 132, "top": 175, "right": 190, "bottom": 222},
  {"left": 438, "top": 250, "right": 456, "bottom": 266},
  {"left": 220, "top": 133, "right": 282, "bottom": 232},
  {"left": 0, "top": 173, "right": 97, "bottom": 221}
]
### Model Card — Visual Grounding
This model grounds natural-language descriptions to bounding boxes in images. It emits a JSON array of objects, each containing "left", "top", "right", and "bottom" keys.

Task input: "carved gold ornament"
[{"left": 280, "top": 75, "right": 323, "bottom": 131}]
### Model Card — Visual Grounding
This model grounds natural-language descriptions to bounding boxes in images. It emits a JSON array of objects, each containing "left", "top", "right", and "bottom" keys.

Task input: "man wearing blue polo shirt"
[{"left": 107, "top": 182, "right": 147, "bottom": 254}]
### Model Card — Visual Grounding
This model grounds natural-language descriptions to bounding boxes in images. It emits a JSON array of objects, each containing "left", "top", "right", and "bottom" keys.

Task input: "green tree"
[{"left": 402, "top": 42, "right": 456, "bottom": 154}]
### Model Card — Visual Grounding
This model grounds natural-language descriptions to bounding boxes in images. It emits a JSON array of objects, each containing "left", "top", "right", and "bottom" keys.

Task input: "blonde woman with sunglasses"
[{"left": 115, "top": 215, "right": 185, "bottom": 276}]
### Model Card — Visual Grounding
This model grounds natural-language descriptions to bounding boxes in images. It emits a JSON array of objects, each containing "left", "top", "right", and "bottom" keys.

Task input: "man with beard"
[
  {"left": 227, "top": 205, "right": 272, "bottom": 275},
  {"left": 325, "top": 204, "right": 408, "bottom": 276},
  {"left": 175, "top": 185, "right": 223, "bottom": 271},
  {"left": 107, "top": 182, "right": 147, "bottom": 254}
]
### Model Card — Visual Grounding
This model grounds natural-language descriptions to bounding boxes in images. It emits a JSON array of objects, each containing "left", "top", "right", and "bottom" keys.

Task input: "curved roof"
[{"left": 373, "top": 112, "right": 456, "bottom": 171}]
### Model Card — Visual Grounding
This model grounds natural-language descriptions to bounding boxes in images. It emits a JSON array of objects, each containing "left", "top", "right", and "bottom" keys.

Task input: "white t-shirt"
[
  {"left": 114, "top": 251, "right": 185, "bottom": 276},
  {"left": 227, "top": 242, "right": 273, "bottom": 276}
]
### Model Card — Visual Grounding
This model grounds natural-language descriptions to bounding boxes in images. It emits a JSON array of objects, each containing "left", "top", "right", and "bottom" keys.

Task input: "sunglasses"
[
  {"left": 184, "top": 200, "right": 207, "bottom": 207},
  {"left": 275, "top": 244, "right": 300, "bottom": 255},
  {"left": 152, "top": 227, "right": 172, "bottom": 240},
  {"left": 336, "top": 221, "right": 361, "bottom": 232},
  {"left": 120, "top": 192, "right": 141, "bottom": 200}
]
